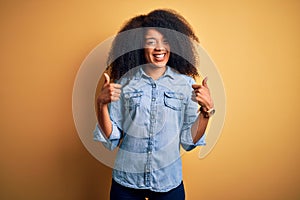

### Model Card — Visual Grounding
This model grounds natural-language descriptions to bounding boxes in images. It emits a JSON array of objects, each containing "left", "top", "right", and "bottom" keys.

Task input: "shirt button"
[
  {"left": 152, "top": 84, "right": 156, "bottom": 88},
  {"left": 152, "top": 98, "right": 156, "bottom": 101}
]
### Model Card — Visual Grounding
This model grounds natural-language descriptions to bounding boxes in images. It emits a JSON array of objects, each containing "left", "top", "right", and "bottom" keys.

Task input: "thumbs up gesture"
[
  {"left": 192, "top": 77, "right": 214, "bottom": 111},
  {"left": 97, "top": 73, "right": 122, "bottom": 105}
]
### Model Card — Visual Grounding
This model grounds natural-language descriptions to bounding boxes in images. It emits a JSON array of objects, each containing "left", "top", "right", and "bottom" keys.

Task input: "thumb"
[
  {"left": 202, "top": 77, "right": 208, "bottom": 88},
  {"left": 103, "top": 73, "right": 110, "bottom": 85}
]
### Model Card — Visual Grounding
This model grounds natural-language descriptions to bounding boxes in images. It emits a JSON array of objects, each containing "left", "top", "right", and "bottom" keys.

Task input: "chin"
[{"left": 150, "top": 62, "right": 167, "bottom": 68}]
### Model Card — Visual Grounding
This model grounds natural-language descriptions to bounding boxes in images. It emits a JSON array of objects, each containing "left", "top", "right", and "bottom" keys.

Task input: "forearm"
[
  {"left": 96, "top": 102, "right": 112, "bottom": 138},
  {"left": 191, "top": 77, "right": 214, "bottom": 144},
  {"left": 191, "top": 113, "right": 209, "bottom": 143}
]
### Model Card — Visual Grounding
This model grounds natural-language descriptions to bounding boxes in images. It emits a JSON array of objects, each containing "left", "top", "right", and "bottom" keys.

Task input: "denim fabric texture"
[{"left": 94, "top": 66, "right": 206, "bottom": 192}]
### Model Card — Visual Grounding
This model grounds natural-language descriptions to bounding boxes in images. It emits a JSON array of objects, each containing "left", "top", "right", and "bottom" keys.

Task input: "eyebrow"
[{"left": 145, "top": 37, "right": 156, "bottom": 40}]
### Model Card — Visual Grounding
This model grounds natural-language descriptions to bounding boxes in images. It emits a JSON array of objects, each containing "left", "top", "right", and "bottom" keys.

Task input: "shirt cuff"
[
  {"left": 194, "top": 134, "right": 206, "bottom": 146},
  {"left": 181, "top": 133, "right": 206, "bottom": 151},
  {"left": 93, "top": 123, "right": 122, "bottom": 150}
]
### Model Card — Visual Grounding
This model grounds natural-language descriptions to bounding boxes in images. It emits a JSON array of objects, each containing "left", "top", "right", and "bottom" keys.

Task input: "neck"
[{"left": 143, "top": 64, "right": 167, "bottom": 80}]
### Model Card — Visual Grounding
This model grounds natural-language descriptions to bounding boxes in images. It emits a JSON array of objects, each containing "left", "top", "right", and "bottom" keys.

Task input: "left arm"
[{"left": 191, "top": 77, "right": 214, "bottom": 143}]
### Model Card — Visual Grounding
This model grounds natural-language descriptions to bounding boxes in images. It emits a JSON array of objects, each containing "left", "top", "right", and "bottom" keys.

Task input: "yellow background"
[{"left": 1, "top": 0, "right": 299, "bottom": 199}]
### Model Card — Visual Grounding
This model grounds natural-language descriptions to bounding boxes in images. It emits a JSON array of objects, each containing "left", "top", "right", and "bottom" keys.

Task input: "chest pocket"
[
  {"left": 124, "top": 91, "right": 143, "bottom": 109},
  {"left": 164, "top": 92, "right": 184, "bottom": 111}
]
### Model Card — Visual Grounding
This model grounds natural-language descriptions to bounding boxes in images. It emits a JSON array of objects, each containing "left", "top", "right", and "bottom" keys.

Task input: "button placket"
[{"left": 145, "top": 80, "right": 158, "bottom": 187}]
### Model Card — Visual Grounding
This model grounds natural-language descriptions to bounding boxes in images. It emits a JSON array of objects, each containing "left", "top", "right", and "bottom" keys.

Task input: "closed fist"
[
  {"left": 97, "top": 73, "right": 122, "bottom": 104},
  {"left": 192, "top": 77, "right": 214, "bottom": 110}
]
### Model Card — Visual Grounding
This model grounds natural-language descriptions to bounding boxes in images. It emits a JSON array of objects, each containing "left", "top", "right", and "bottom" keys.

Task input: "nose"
[{"left": 154, "top": 41, "right": 165, "bottom": 51}]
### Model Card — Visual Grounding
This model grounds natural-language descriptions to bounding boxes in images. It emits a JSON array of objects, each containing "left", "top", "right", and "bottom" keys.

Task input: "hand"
[
  {"left": 97, "top": 73, "right": 122, "bottom": 105},
  {"left": 192, "top": 77, "right": 214, "bottom": 110}
]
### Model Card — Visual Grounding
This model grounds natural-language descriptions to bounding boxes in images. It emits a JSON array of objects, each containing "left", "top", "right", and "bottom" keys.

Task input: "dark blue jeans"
[{"left": 110, "top": 179, "right": 185, "bottom": 200}]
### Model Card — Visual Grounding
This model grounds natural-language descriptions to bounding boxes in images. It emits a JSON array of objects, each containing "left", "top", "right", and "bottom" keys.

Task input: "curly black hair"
[{"left": 107, "top": 9, "right": 200, "bottom": 81}]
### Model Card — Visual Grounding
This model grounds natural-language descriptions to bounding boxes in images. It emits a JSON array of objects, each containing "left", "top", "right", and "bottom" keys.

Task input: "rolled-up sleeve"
[
  {"left": 180, "top": 130, "right": 206, "bottom": 151},
  {"left": 93, "top": 121, "right": 122, "bottom": 151},
  {"left": 93, "top": 94, "right": 124, "bottom": 150},
  {"left": 180, "top": 106, "right": 207, "bottom": 151}
]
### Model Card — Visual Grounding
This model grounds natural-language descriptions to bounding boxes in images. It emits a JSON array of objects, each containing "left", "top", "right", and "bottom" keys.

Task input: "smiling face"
[{"left": 144, "top": 28, "right": 170, "bottom": 68}]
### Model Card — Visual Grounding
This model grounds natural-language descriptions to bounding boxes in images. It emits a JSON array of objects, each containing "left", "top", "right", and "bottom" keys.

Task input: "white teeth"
[{"left": 154, "top": 54, "right": 164, "bottom": 58}]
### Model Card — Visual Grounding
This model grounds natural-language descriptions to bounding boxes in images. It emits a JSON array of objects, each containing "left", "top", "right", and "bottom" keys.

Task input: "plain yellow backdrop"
[{"left": 0, "top": 0, "right": 299, "bottom": 199}]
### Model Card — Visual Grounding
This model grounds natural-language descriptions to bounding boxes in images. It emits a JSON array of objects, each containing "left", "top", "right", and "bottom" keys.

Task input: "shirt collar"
[{"left": 135, "top": 66, "right": 176, "bottom": 80}]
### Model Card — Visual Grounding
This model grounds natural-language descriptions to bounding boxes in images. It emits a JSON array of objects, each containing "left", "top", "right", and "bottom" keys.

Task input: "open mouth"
[{"left": 153, "top": 53, "right": 166, "bottom": 61}]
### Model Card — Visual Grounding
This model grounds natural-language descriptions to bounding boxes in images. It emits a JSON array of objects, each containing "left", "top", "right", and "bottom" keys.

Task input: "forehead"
[{"left": 145, "top": 28, "right": 165, "bottom": 39}]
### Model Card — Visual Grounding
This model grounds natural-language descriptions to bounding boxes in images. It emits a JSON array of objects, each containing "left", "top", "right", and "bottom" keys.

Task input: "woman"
[{"left": 94, "top": 9, "right": 215, "bottom": 200}]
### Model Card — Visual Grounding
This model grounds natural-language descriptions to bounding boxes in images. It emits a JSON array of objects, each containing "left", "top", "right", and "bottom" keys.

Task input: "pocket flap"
[{"left": 164, "top": 91, "right": 184, "bottom": 100}]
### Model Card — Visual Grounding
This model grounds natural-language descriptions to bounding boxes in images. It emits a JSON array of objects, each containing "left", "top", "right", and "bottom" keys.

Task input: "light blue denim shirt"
[{"left": 94, "top": 66, "right": 206, "bottom": 192}]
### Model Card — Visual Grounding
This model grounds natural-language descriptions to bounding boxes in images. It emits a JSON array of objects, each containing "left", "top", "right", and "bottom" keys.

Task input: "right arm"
[{"left": 96, "top": 73, "right": 122, "bottom": 138}]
